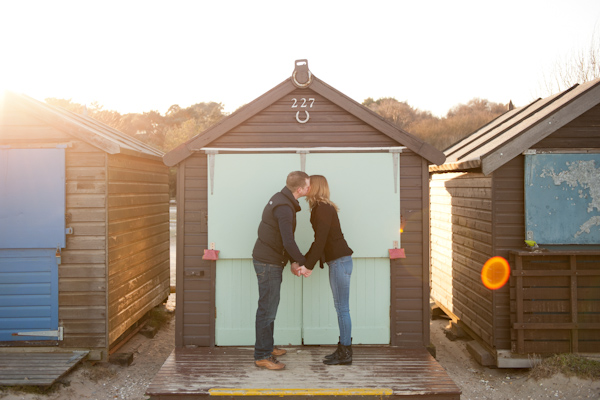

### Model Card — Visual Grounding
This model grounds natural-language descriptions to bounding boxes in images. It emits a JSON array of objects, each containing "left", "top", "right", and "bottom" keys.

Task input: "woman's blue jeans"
[
  {"left": 328, "top": 255, "right": 353, "bottom": 346},
  {"left": 253, "top": 260, "right": 282, "bottom": 360}
]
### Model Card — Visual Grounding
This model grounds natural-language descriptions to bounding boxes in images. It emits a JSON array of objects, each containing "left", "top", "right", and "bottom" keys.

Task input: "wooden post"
[
  {"left": 515, "top": 255, "right": 524, "bottom": 354},
  {"left": 570, "top": 255, "right": 578, "bottom": 353}
]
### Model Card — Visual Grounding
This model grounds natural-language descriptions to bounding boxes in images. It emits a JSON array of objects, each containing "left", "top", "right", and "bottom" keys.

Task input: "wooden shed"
[
  {"left": 429, "top": 79, "right": 600, "bottom": 366},
  {"left": 163, "top": 60, "right": 445, "bottom": 349},
  {"left": 0, "top": 92, "right": 171, "bottom": 361}
]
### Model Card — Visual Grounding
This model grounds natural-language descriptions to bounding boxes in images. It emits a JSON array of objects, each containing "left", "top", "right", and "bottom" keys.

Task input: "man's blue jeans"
[
  {"left": 253, "top": 260, "right": 283, "bottom": 360},
  {"left": 328, "top": 255, "right": 353, "bottom": 346}
]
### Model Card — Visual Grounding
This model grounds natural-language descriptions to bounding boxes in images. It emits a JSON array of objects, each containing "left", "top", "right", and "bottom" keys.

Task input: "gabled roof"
[
  {"left": 163, "top": 70, "right": 445, "bottom": 167},
  {"left": 430, "top": 78, "right": 600, "bottom": 175},
  {"left": 2, "top": 91, "right": 164, "bottom": 160}
]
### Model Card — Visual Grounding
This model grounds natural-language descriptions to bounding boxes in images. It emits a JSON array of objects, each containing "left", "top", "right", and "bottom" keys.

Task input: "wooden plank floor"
[
  {"left": 0, "top": 351, "right": 88, "bottom": 387},
  {"left": 146, "top": 347, "right": 460, "bottom": 399}
]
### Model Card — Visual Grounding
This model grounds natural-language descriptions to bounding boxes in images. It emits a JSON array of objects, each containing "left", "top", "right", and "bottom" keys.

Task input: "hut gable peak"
[{"left": 163, "top": 60, "right": 445, "bottom": 166}]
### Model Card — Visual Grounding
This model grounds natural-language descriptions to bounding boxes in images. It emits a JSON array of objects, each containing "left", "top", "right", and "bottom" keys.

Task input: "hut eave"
[{"left": 429, "top": 158, "right": 481, "bottom": 173}]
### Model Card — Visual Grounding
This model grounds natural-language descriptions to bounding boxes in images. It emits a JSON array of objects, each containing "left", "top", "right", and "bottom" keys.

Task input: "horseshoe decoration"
[{"left": 296, "top": 110, "right": 309, "bottom": 124}]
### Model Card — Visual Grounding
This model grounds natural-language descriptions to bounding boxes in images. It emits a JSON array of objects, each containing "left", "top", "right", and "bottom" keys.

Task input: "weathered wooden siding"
[
  {"left": 210, "top": 89, "right": 398, "bottom": 148},
  {"left": 178, "top": 87, "right": 429, "bottom": 347},
  {"left": 430, "top": 171, "right": 494, "bottom": 347},
  {"left": 391, "top": 154, "right": 430, "bottom": 347},
  {"left": 178, "top": 155, "right": 213, "bottom": 347},
  {"left": 107, "top": 154, "right": 170, "bottom": 345},
  {"left": 491, "top": 157, "right": 525, "bottom": 350},
  {"left": 509, "top": 251, "right": 600, "bottom": 354},
  {"left": 534, "top": 103, "right": 600, "bottom": 148},
  {"left": 61, "top": 142, "right": 108, "bottom": 349}
]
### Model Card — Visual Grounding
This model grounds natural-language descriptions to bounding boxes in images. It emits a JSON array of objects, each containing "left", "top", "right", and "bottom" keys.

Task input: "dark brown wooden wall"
[
  {"left": 176, "top": 154, "right": 212, "bottom": 347},
  {"left": 62, "top": 143, "right": 108, "bottom": 349},
  {"left": 491, "top": 157, "right": 525, "bottom": 350},
  {"left": 392, "top": 154, "right": 431, "bottom": 347},
  {"left": 176, "top": 87, "right": 431, "bottom": 347},
  {"left": 107, "top": 154, "right": 171, "bottom": 345},
  {"left": 534, "top": 103, "right": 600, "bottom": 148}
]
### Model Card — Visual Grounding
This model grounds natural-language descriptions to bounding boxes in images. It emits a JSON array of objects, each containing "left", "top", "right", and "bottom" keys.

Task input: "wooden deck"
[
  {"left": 146, "top": 346, "right": 461, "bottom": 399},
  {"left": 0, "top": 351, "right": 88, "bottom": 387}
]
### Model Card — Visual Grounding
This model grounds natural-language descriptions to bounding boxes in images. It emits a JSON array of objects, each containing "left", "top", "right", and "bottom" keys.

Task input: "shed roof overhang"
[
  {"left": 428, "top": 158, "right": 481, "bottom": 173},
  {"left": 163, "top": 65, "right": 445, "bottom": 167},
  {"left": 3, "top": 92, "right": 164, "bottom": 161},
  {"left": 431, "top": 77, "right": 600, "bottom": 176}
]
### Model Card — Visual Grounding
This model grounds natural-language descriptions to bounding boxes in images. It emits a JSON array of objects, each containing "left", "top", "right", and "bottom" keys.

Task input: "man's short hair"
[{"left": 286, "top": 171, "right": 309, "bottom": 192}]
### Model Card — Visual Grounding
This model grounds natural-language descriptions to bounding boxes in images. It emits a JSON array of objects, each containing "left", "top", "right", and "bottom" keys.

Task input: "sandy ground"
[
  {"left": 2, "top": 309, "right": 599, "bottom": 400},
  {"left": 429, "top": 318, "right": 600, "bottom": 400},
  {"left": 1, "top": 205, "right": 599, "bottom": 399}
]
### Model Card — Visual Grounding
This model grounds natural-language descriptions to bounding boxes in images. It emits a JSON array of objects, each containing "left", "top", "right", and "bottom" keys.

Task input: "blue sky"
[{"left": 1, "top": 0, "right": 599, "bottom": 117}]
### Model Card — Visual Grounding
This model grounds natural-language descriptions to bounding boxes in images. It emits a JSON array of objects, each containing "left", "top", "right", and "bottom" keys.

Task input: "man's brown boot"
[
  {"left": 271, "top": 348, "right": 286, "bottom": 356},
  {"left": 255, "top": 356, "right": 285, "bottom": 370}
]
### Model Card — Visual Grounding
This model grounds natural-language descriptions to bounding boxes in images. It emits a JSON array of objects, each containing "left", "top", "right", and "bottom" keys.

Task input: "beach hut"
[
  {"left": 429, "top": 79, "right": 600, "bottom": 367},
  {"left": 163, "top": 60, "right": 445, "bottom": 349},
  {"left": 147, "top": 60, "right": 465, "bottom": 400},
  {"left": 0, "top": 92, "right": 170, "bottom": 363}
]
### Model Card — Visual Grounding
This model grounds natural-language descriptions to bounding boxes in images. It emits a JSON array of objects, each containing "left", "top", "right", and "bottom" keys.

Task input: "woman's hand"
[{"left": 297, "top": 266, "right": 312, "bottom": 277}]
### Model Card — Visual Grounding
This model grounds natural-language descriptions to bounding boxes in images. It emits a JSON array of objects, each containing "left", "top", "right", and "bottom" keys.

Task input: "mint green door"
[
  {"left": 210, "top": 152, "right": 398, "bottom": 346},
  {"left": 301, "top": 258, "right": 390, "bottom": 344},
  {"left": 215, "top": 259, "right": 302, "bottom": 346}
]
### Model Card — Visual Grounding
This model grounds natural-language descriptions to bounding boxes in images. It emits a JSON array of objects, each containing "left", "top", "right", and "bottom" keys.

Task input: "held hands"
[
  {"left": 298, "top": 266, "right": 312, "bottom": 277},
  {"left": 290, "top": 263, "right": 312, "bottom": 278}
]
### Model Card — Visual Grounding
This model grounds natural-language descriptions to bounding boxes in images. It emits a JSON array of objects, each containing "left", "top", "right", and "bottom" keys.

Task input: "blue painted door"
[{"left": 0, "top": 149, "right": 65, "bottom": 341}]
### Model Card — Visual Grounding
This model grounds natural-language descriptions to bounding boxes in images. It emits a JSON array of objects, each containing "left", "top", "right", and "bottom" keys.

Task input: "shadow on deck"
[{"left": 146, "top": 346, "right": 461, "bottom": 399}]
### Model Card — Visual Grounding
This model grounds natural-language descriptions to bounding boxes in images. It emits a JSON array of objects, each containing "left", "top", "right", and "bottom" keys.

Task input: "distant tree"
[
  {"left": 163, "top": 102, "right": 227, "bottom": 151},
  {"left": 538, "top": 29, "right": 600, "bottom": 96},
  {"left": 420, "top": 98, "right": 507, "bottom": 150},
  {"left": 362, "top": 97, "right": 376, "bottom": 107},
  {"left": 87, "top": 101, "right": 125, "bottom": 131},
  {"left": 363, "top": 97, "right": 434, "bottom": 131},
  {"left": 45, "top": 97, "right": 126, "bottom": 132},
  {"left": 365, "top": 97, "right": 507, "bottom": 151},
  {"left": 446, "top": 98, "right": 506, "bottom": 118},
  {"left": 119, "top": 110, "right": 166, "bottom": 149},
  {"left": 44, "top": 98, "right": 228, "bottom": 153},
  {"left": 45, "top": 98, "right": 87, "bottom": 114},
  {"left": 163, "top": 118, "right": 201, "bottom": 151}
]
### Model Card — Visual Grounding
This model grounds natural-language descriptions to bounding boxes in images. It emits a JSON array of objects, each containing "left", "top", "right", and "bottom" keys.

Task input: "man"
[{"left": 252, "top": 171, "right": 310, "bottom": 370}]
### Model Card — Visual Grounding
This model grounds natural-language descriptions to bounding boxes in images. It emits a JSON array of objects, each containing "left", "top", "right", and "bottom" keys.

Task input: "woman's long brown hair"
[{"left": 306, "top": 175, "right": 339, "bottom": 211}]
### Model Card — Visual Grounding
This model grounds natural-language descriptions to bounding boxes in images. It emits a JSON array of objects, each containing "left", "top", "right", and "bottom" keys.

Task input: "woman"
[{"left": 303, "top": 175, "right": 354, "bottom": 365}]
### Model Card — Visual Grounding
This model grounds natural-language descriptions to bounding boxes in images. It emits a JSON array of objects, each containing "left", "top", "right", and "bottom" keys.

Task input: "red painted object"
[
  {"left": 388, "top": 248, "right": 406, "bottom": 259},
  {"left": 202, "top": 249, "right": 220, "bottom": 260}
]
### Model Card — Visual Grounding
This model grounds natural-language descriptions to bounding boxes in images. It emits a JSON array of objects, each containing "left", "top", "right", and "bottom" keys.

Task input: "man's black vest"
[{"left": 252, "top": 187, "right": 300, "bottom": 266}]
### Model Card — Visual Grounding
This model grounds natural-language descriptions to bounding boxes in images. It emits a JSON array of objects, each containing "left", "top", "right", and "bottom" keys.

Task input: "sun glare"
[{"left": 481, "top": 256, "right": 511, "bottom": 290}]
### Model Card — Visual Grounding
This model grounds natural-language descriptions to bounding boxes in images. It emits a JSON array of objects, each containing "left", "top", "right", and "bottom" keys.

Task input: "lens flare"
[{"left": 481, "top": 256, "right": 510, "bottom": 290}]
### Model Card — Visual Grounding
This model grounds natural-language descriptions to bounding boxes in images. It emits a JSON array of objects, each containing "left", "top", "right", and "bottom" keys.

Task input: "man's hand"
[
  {"left": 297, "top": 266, "right": 312, "bottom": 277},
  {"left": 291, "top": 262, "right": 301, "bottom": 277}
]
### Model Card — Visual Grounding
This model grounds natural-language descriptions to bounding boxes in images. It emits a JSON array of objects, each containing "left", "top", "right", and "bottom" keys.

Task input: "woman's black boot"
[
  {"left": 323, "top": 344, "right": 352, "bottom": 365},
  {"left": 324, "top": 340, "right": 342, "bottom": 360}
]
